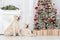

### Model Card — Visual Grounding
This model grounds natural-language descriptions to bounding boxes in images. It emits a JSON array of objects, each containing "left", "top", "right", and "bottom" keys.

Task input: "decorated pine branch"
[
  {"left": 1, "top": 5, "right": 19, "bottom": 10},
  {"left": 34, "top": 0, "right": 58, "bottom": 30}
]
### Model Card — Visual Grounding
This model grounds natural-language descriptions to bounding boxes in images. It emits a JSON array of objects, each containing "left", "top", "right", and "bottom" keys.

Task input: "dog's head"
[
  {"left": 14, "top": 15, "right": 21, "bottom": 21},
  {"left": 25, "top": 24, "right": 29, "bottom": 29}
]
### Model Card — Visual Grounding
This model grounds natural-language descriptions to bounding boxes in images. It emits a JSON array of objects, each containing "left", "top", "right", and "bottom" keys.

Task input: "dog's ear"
[{"left": 14, "top": 15, "right": 18, "bottom": 18}]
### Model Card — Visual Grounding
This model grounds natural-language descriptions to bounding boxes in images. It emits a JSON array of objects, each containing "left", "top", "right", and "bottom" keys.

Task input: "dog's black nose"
[
  {"left": 17, "top": 17, "right": 20, "bottom": 21},
  {"left": 18, "top": 17, "right": 20, "bottom": 20}
]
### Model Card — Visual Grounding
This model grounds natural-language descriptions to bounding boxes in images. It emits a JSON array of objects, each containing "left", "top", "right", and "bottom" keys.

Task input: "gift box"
[
  {"left": 47, "top": 29, "right": 54, "bottom": 36},
  {"left": 58, "top": 29, "right": 60, "bottom": 36},
  {"left": 33, "top": 30, "right": 38, "bottom": 36},
  {"left": 38, "top": 30, "right": 42, "bottom": 36},
  {"left": 41, "top": 30, "right": 47, "bottom": 36},
  {"left": 33, "top": 30, "right": 42, "bottom": 36},
  {"left": 33, "top": 30, "right": 48, "bottom": 36},
  {"left": 53, "top": 29, "right": 58, "bottom": 36},
  {"left": 32, "top": 29, "right": 59, "bottom": 36}
]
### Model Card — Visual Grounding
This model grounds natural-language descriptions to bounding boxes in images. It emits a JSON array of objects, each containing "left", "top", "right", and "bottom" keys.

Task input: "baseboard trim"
[{"left": 0, "top": 34, "right": 4, "bottom": 35}]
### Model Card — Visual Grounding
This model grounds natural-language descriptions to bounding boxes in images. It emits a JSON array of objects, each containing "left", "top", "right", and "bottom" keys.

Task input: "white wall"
[
  {"left": 0, "top": 0, "right": 34, "bottom": 34},
  {"left": 0, "top": 0, "right": 60, "bottom": 34}
]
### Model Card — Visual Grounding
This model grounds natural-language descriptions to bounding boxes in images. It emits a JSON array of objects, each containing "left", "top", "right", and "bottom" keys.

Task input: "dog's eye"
[{"left": 18, "top": 17, "right": 19, "bottom": 19}]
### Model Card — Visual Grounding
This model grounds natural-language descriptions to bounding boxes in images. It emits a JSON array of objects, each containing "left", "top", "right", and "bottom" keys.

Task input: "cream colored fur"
[
  {"left": 21, "top": 24, "right": 33, "bottom": 36},
  {"left": 4, "top": 15, "right": 21, "bottom": 36}
]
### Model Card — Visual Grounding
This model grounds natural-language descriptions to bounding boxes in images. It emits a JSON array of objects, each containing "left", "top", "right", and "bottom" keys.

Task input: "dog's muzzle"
[{"left": 17, "top": 17, "right": 20, "bottom": 21}]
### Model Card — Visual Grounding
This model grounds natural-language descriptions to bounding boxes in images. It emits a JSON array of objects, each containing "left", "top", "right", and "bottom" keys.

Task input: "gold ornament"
[{"left": 47, "top": 4, "right": 51, "bottom": 8}]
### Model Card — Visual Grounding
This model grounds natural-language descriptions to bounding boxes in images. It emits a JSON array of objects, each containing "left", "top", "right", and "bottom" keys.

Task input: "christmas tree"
[{"left": 34, "top": 0, "right": 58, "bottom": 30}]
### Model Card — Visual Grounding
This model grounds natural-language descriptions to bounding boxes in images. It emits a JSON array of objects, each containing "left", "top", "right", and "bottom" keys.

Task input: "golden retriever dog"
[
  {"left": 4, "top": 15, "right": 21, "bottom": 36},
  {"left": 21, "top": 24, "right": 33, "bottom": 36}
]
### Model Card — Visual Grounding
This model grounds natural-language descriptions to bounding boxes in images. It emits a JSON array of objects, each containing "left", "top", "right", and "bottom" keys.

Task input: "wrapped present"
[
  {"left": 36, "top": 30, "right": 42, "bottom": 36},
  {"left": 53, "top": 29, "right": 58, "bottom": 36},
  {"left": 33, "top": 30, "right": 38, "bottom": 36},
  {"left": 38, "top": 30, "right": 42, "bottom": 36},
  {"left": 41, "top": 30, "right": 47, "bottom": 36},
  {"left": 58, "top": 29, "right": 60, "bottom": 36},
  {"left": 33, "top": 30, "right": 42, "bottom": 36},
  {"left": 47, "top": 29, "right": 54, "bottom": 36},
  {"left": 33, "top": 30, "right": 48, "bottom": 36}
]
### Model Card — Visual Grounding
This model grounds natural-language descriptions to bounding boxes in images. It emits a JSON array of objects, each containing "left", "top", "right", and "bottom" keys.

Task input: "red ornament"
[
  {"left": 36, "top": 12, "right": 40, "bottom": 14},
  {"left": 38, "top": 0, "right": 40, "bottom": 3},
  {"left": 44, "top": 9, "right": 47, "bottom": 12},
  {"left": 35, "top": 6, "right": 38, "bottom": 10},
  {"left": 42, "top": 27, "right": 46, "bottom": 30},
  {"left": 34, "top": 18, "right": 38, "bottom": 21},
  {"left": 50, "top": 19, "right": 53, "bottom": 22},
  {"left": 48, "top": 18, "right": 56, "bottom": 22}
]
